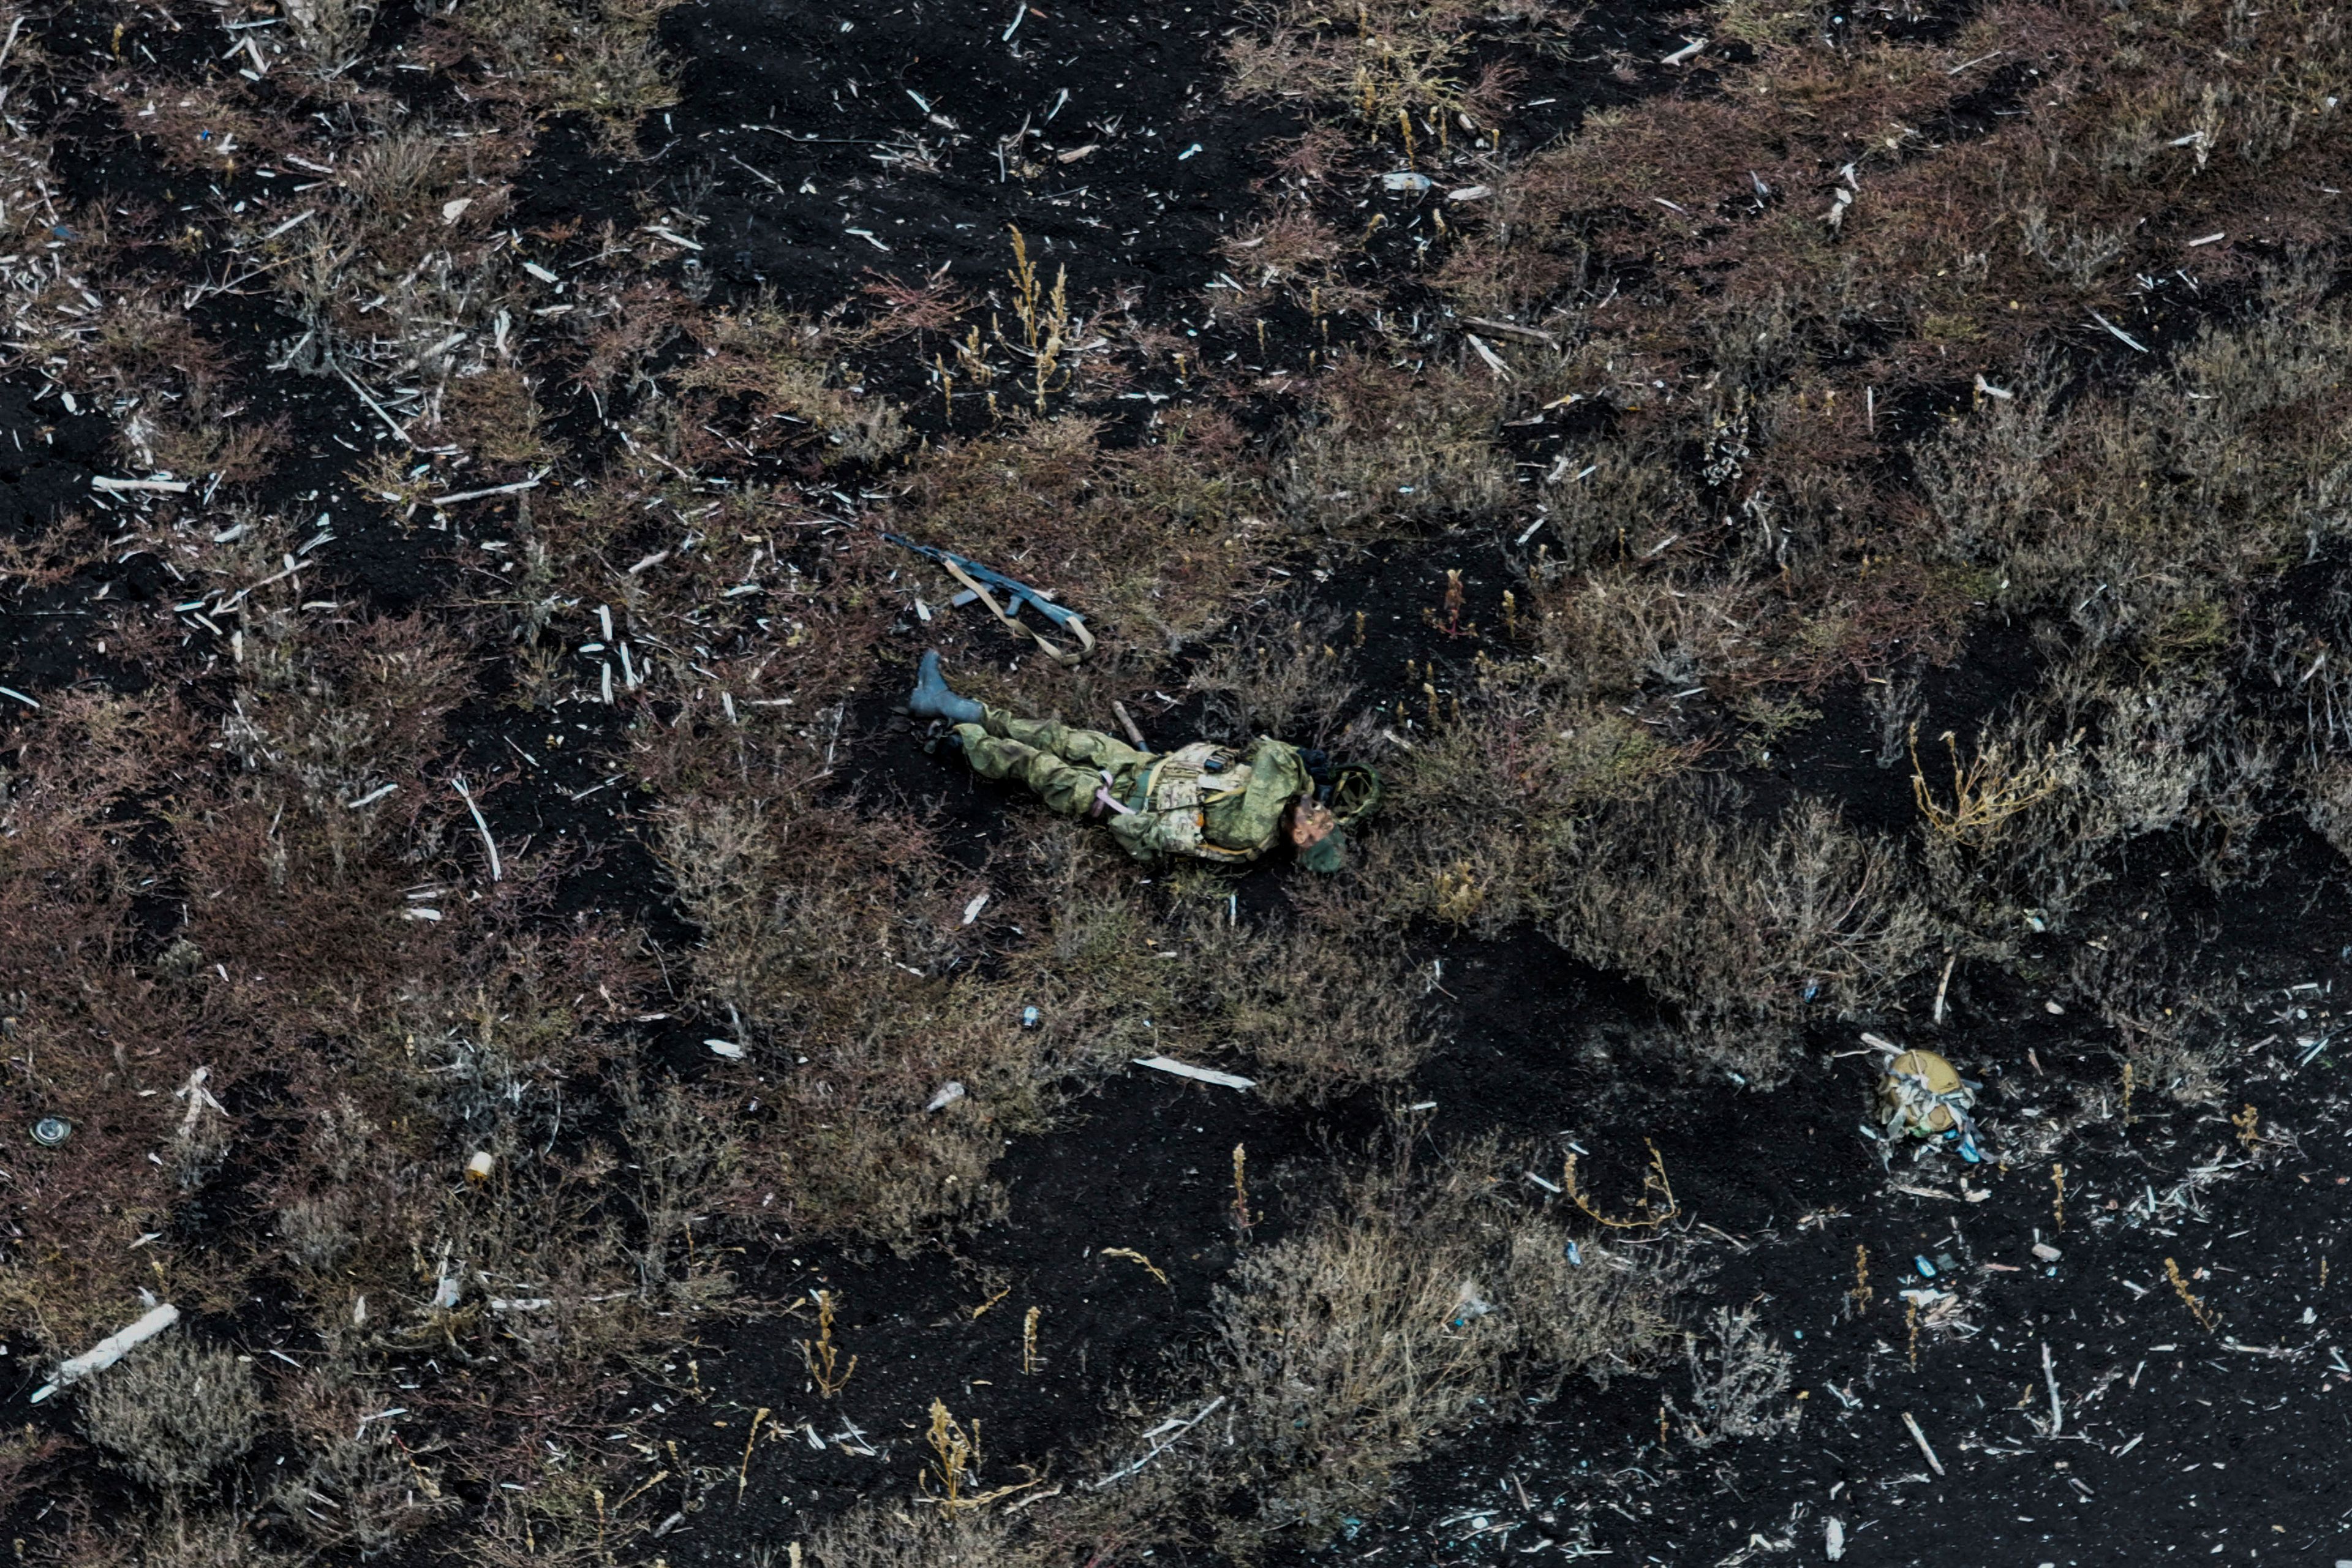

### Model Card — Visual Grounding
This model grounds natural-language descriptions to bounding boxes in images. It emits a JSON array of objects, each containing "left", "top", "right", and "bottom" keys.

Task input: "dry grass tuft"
[
  {"left": 436, "top": 0, "right": 682, "bottom": 148},
  {"left": 78, "top": 1338, "right": 262, "bottom": 1494},
  {"left": 1085, "top": 1137, "right": 1678, "bottom": 1553}
]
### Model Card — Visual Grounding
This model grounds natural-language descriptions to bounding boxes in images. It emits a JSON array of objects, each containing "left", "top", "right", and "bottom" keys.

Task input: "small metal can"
[{"left": 29, "top": 1117, "right": 70, "bottom": 1148}]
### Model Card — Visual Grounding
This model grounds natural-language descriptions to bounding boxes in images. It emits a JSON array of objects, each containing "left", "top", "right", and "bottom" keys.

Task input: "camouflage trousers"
[{"left": 952, "top": 707, "right": 1148, "bottom": 818}]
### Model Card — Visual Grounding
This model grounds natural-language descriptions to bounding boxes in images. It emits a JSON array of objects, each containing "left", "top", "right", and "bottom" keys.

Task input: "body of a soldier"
[
  {"left": 956, "top": 706, "right": 1312, "bottom": 862},
  {"left": 908, "top": 652, "right": 1344, "bottom": 867}
]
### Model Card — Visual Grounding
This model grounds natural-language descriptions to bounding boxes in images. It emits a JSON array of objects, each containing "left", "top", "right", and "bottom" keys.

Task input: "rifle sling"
[{"left": 940, "top": 557, "right": 1095, "bottom": 665}]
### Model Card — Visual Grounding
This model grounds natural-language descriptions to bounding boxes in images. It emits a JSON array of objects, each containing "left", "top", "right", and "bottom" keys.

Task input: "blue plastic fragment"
[
  {"left": 1914, "top": 1254, "right": 1937, "bottom": 1278},
  {"left": 1563, "top": 1240, "right": 1583, "bottom": 1266},
  {"left": 1020, "top": 1006, "right": 1040, "bottom": 1028}
]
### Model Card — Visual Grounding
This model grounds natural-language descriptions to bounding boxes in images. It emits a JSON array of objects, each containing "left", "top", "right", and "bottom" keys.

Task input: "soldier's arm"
[
  {"left": 1224, "top": 740, "right": 1313, "bottom": 851},
  {"left": 1107, "top": 810, "right": 1176, "bottom": 861}
]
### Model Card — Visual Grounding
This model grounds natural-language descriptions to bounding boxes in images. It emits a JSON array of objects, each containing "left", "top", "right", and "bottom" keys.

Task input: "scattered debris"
[
  {"left": 2088, "top": 309, "right": 2150, "bottom": 353},
  {"left": 1877, "top": 1049, "right": 1985, "bottom": 1159},
  {"left": 31, "top": 1304, "right": 180, "bottom": 1403},
  {"left": 1090, "top": 1396, "right": 1226, "bottom": 1489},
  {"left": 91, "top": 475, "right": 190, "bottom": 494},
  {"left": 1463, "top": 316, "right": 1559, "bottom": 348},
  {"left": 1131, "top": 1055, "right": 1256, "bottom": 1090},
  {"left": 1899, "top": 1411, "right": 1945, "bottom": 1476}
]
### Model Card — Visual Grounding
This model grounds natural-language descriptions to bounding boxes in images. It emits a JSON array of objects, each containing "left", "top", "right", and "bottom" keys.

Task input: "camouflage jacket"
[{"left": 1105, "top": 739, "right": 1313, "bottom": 864}]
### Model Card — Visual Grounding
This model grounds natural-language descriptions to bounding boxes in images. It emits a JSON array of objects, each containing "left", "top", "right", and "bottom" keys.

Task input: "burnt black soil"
[
  {"left": 648, "top": 1067, "right": 1376, "bottom": 1554},
  {"left": 1242, "top": 809, "right": 2352, "bottom": 1567},
  {"left": 1267, "top": 981, "right": 2352, "bottom": 1565},
  {"left": 519, "top": 0, "right": 1310, "bottom": 312}
]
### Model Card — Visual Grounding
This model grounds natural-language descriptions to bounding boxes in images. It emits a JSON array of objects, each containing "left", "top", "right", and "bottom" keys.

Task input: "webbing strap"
[
  {"left": 941, "top": 557, "right": 1096, "bottom": 665},
  {"left": 1093, "top": 769, "right": 1134, "bottom": 816}
]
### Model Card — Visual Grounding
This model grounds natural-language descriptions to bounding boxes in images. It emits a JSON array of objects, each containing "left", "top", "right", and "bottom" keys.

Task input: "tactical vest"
[{"left": 1118, "top": 742, "right": 1260, "bottom": 863}]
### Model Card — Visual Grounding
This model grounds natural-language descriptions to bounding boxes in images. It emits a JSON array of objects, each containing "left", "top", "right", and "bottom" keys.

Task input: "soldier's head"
[{"left": 1289, "top": 799, "right": 1345, "bottom": 872}]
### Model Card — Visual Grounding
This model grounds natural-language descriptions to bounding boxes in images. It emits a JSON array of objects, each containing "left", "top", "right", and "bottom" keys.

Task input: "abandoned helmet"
[
  {"left": 1324, "top": 763, "right": 1383, "bottom": 825},
  {"left": 1877, "top": 1049, "right": 1983, "bottom": 1155}
]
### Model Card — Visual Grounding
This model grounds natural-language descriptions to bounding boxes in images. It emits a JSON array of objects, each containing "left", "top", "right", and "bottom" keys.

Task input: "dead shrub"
[
  {"left": 275, "top": 1357, "right": 456, "bottom": 1551},
  {"left": 1907, "top": 722, "right": 2078, "bottom": 850},
  {"left": 1923, "top": 264, "right": 2352, "bottom": 648},
  {"left": 1193, "top": 1180, "right": 1498, "bottom": 1537},
  {"left": 1538, "top": 435, "right": 1699, "bottom": 573},
  {"left": 79, "top": 1337, "right": 262, "bottom": 1494},
  {"left": 658, "top": 801, "right": 1227, "bottom": 1240},
  {"left": 1530, "top": 568, "right": 1771, "bottom": 704},
  {"left": 2302, "top": 760, "right": 2352, "bottom": 858},
  {"left": 1280, "top": 352, "right": 1511, "bottom": 533},
  {"left": 1363, "top": 680, "right": 1694, "bottom": 937},
  {"left": 262, "top": 125, "right": 529, "bottom": 385},
  {"left": 60, "top": 1506, "right": 298, "bottom": 1568},
  {"left": 1665, "top": 1306, "right": 1801, "bottom": 1447},
  {"left": 439, "top": 366, "right": 557, "bottom": 469},
  {"left": 222, "top": 611, "right": 468, "bottom": 818},
  {"left": 1088, "top": 1140, "right": 1676, "bottom": 1553},
  {"left": 281, "top": 0, "right": 378, "bottom": 77},
  {"left": 677, "top": 302, "right": 909, "bottom": 467},
  {"left": 1186, "top": 603, "right": 1361, "bottom": 745},
  {"left": 2065, "top": 927, "right": 2228, "bottom": 1105},
  {"left": 275, "top": 1194, "right": 358, "bottom": 1273},
  {"left": 1183, "top": 894, "right": 1433, "bottom": 1098},
  {"left": 1546, "top": 790, "right": 1935, "bottom": 1084},
  {"left": 808, "top": 1507, "right": 1014, "bottom": 1568},
  {"left": 1502, "top": 1220, "right": 1687, "bottom": 1396},
  {"left": 2076, "top": 676, "right": 2277, "bottom": 878},
  {"left": 1218, "top": 208, "right": 1344, "bottom": 306},
  {"left": 614, "top": 1074, "right": 737, "bottom": 1303},
  {"left": 437, "top": 0, "right": 680, "bottom": 148},
  {"left": 898, "top": 410, "right": 1264, "bottom": 664},
  {"left": 1224, "top": 0, "right": 1504, "bottom": 144}
]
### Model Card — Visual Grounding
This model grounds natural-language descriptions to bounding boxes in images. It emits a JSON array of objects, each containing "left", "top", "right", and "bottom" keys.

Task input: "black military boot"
[{"left": 908, "top": 650, "right": 984, "bottom": 724}]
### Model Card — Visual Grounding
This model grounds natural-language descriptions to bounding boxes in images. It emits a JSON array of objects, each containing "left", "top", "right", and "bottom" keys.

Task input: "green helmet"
[{"left": 1326, "top": 763, "right": 1382, "bottom": 824}]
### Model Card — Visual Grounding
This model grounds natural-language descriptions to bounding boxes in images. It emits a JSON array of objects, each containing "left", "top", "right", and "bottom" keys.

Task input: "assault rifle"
[{"left": 883, "top": 533, "right": 1095, "bottom": 663}]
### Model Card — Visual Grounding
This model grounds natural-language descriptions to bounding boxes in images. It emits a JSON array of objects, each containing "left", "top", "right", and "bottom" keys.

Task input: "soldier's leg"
[
  {"left": 952, "top": 726, "right": 1104, "bottom": 818},
  {"left": 976, "top": 706, "right": 1149, "bottom": 772}
]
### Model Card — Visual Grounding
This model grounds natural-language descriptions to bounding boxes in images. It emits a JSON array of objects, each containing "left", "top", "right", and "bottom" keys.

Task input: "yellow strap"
[{"left": 941, "top": 558, "right": 1095, "bottom": 665}]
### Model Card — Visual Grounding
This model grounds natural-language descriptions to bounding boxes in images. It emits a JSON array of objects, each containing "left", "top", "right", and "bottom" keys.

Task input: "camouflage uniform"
[{"left": 953, "top": 706, "right": 1316, "bottom": 865}]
